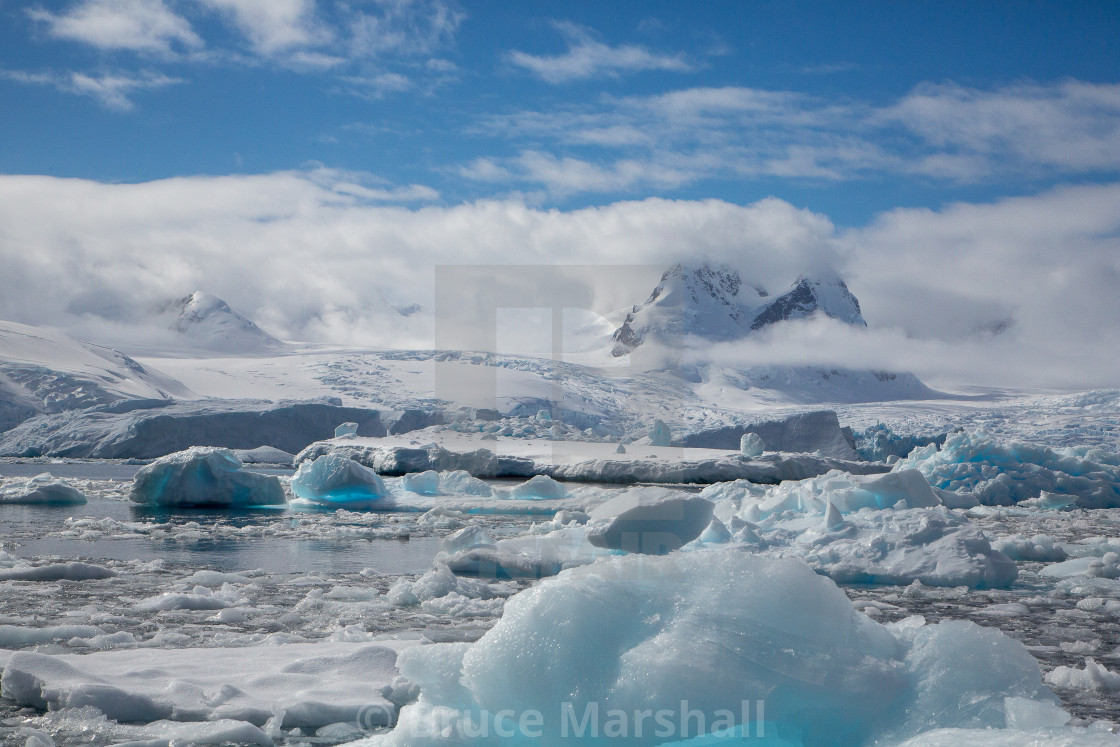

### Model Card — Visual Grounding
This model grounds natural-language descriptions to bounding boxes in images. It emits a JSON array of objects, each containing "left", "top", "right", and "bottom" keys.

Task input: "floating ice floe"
[
  {"left": 0, "top": 561, "right": 115, "bottom": 582},
  {"left": 399, "top": 469, "right": 495, "bottom": 497},
  {"left": 586, "top": 487, "right": 714, "bottom": 554},
  {"left": 232, "top": 445, "right": 295, "bottom": 465},
  {"left": 0, "top": 641, "right": 414, "bottom": 733},
  {"left": 0, "top": 473, "right": 87, "bottom": 505},
  {"left": 440, "top": 527, "right": 616, "bottom": 579},
  {"left": 129, "top": 447, "right": 285, "bottom": 507},
  {"left": 895, "top": 431, "right": 1120, "bottom": 508},
  {"left": 290, "top": 453, "right": 389, "bottom": 509},
  {"left": 362, "top": 550, "right": 1072, "bottom": 746},
  {"left": 499, "top": 474, "right": 567, "bottom": 500}
]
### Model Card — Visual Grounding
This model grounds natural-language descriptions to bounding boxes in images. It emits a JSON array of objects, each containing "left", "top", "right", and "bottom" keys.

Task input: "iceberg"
[
  {"left": 501, "top": 474, "right": 567, "bottom": 500},
  {"left": 648, "top": 418, "right": 672, "bottom": 447},
  {"left": 586, "top": 487, "right": 715, "bottom": 554},
  {"left": 290, "top": 453, "right": 388, "bottom": 508},
  {"left": 129, "top": 447, "right": 285, "bottom": 507},
  {"left": 367, "top": 550, "right": 1063, "bottom": 746},
  {"left": 740, "top": 431, "right": 764, "bottom": 457},
  {"left": 0, "top": 473, "right": 87, "bottom": 505}
]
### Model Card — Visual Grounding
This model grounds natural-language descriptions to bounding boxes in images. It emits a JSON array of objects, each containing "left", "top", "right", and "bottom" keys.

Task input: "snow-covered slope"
[
  {"left": 0, "top": 320, "right": 192, "bottom": 430},
  {"left": 611, "top": 263, "right": 865, "bottom": 356},
  {"left": 162, "top": 291, "right": 281, "bottom": 354}
]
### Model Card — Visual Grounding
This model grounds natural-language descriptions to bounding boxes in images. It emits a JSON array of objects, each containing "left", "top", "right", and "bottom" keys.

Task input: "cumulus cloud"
[
  {"left": 464, "top": 80, "right": 1120, "bottom": 196},
  {"left": 0, "top": 170, "right": 1117, "bottom": 389},
  {"left": 507, "top": 22, "right": 695, "bottom": 83},
  {"left": 28, "top": 0, "right": 203, "bottom": 55}
]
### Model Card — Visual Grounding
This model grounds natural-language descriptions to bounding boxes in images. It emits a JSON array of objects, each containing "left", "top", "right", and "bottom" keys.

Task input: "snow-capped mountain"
[
  {"left": 749, "top": 274, "right": 865, "bottom": 331},
  {"left": 166, "top": 292, "right": 281, "bottom": 354},
  {"left": 611, "top": 263, "right": 864, "bottom": 356}
]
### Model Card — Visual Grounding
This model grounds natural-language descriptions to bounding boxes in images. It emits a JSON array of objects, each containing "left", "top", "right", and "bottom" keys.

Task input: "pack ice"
[
  {"left": 360, "top": 550, "right": 1075, "bottom": 747},
  {"left": 701, "top": 470, "right": 1017, "bottom": 588},
  {"left": 897, "top": 431, "right": 1120, "bottom": 508},
  {"left": 129, "top": 447, "right": 285, "bottom": 507}
]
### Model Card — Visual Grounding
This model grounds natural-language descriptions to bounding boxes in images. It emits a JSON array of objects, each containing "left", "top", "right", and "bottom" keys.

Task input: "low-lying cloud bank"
[{"left": 0, "top": 169, "right": 1117, "bottom": 389}]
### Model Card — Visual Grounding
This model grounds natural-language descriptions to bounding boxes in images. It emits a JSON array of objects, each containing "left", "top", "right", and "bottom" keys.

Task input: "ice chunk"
[
  {"left": 387, "top": 565, "right": 495, "bottom": 609},
  {"left": 1045, "top": 658, "right": 1120, "bottom": 692},
  {"left": 439, "top": 470, "right": 493, "bottom": 496},
  {"left": 993, "top": 534, "right": 1068, "bottom": 562},
  {"left": 441, "top": 525, "right": 495, "bottom": 554},
  {"left": 586, "top": 487, "right": 714, "bottom": 554},
  {"left": 375, "top": 550, "right": 1061, "bottom": 746},
  {"left": 129, "top": 447, "right": 285, "bottom": 507},
  {"left": 232, "top": 445, "right": 295, "bottom": 466},
  {"left": 615, "top": 441, "right": 626, "bottom": 454},
  {"left": 290, "top": 453, "right": 388, "bottom": 508},
  {"left": 0, "top": 473, "right": 87, "bottom": 505},
  {"left": 441, "top": 527, "right": 613, "bottom": 579},
  {"left": 335, "top": 422, "right": 359, "bottom": 438},
  {"left": 740, "top": 431, "right": 764, "bottom": 457},
  {"left": 400, "top": 470, "right": 441, "bottom": 495},
  {"left": 698, "top": 516, "right": 732, "bottom": 543},
  {"left": 501, "top": 474, "right": 566, "bottom": 500},
  {"left": 823, "top": 500, "right": 845, "bottom": 530},
  {"left": 647, "top": 418, "right": 672, "bottom": 446},
  {"left": 1020, "top": 491, "right": 1080, "bottom": 511},
  {"left": 0, "top": 562, "right": 115, "bottom": 582}
]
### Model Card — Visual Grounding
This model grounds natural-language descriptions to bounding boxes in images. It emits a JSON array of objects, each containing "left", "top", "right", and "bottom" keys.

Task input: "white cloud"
[
  {"left": 464, "top": 80, "right": 1120, "bottom": 195},
  {"left": 198, "top": 0, "right": 330, "bottom": 56},
  {"left": 28, "top": 0, "right": 202, "bottom": 54},
  {"left": 507, "top": 22, "right": 695, "bottom": 83},
  {"left": 1, "top": 68, "right": 183, "bottom": 110},
  {"left": 0, "top": 170, "right": 1117, "bottom": 389},
  {"left": 347, "top": 0, "right": 465, "bottom": 58},
  {"left": 884, "top": 80, "right": 1120, "bottom": 178}
]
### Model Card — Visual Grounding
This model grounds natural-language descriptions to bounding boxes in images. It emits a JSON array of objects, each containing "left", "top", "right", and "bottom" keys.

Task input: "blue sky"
[
  {"left": 4, "top": 0, "right": 1120, "bottom": 224},
  {"left": 2, "top": 1, "right": 1120, "bottom": 388}
]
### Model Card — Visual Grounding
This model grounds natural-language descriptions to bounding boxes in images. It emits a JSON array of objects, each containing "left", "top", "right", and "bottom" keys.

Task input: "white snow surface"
[{"left": 0, "top": 320, "right": 191, "bottom": 431}]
